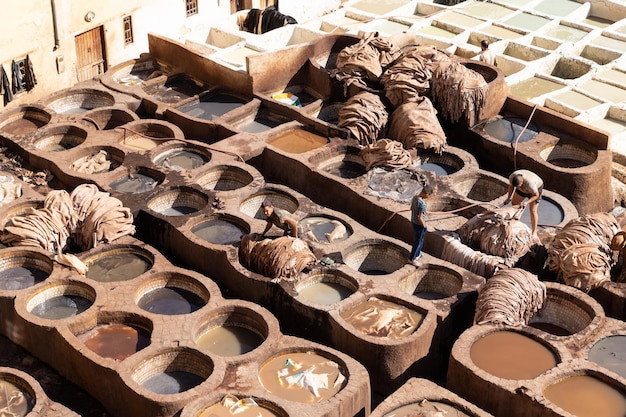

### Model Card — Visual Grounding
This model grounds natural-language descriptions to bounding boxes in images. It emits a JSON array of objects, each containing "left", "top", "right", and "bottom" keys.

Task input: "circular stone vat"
[
  {"left": 153, "top": 145, "right": 211, "bottom": 171},
  {"left": 136, "top": 272, "right": 209, "bottom": 315},
  {"left": 470, "top": 330, "right": 557, "bottom": 380},
  {"left": 82, "top": 107, "right": 138, "bottom": 130},
  {"left": 34, "top": 125, "right": 88, "bottom": 152},
  {"left": 0, "top": 373, "right": 36, "bottom": 416},
  {"left": 294, "top": 270, "right": 357, "bottom": 305},
  {"left": 520, "top": 196, "right": 565, "bottom": 229},
  {"left": 540, "top": 142, "right": 598, "bottom": 168},
  {"left": 453, "top": 173, "right": 509, "bottom": 202},
  {"left": 0, "top": 250, "right": 52, "bottom": 291},
  {"left": 384, "top": 401, "right": 471, "bottom": 416},
  {"left": 132, "top": 348, "right": 212, "bottom": 395},
  {"left": 197, "top": 165, "right": 254, "bottom": 191},
  {"left": 267, "top": 129, "right": 329, "bottom": 154},
  {"left": 45, "top": 89, "right": 115, "bottom": 114},
  {"left": 403, "top": 264, "right": 463, "bottom": 300},
  {"left": 191, "top": 214, "right": 249, "bottom": 246},
  {"left": 83, "top": 246, "right": 154, "bottom": 282},
  {"left": 147, "top": 186, "right": 208, "bottom": 216},
  {"left": 108, "top": 167, "right": 163, "bottom": 194},
  {"left": 0, "top": 105, "right": 51, "bottom": 136},
  {"left": 27, "top": 280, "right": 95, "bottom": 320},
  {"left": 417, "top": 151, "right": 463, "bottom": 176},
  {"left": 589, "top": 336, "right": 626, "bottom": 379},
  {"left": 77, "top": 316, "right": 152, "bottom": 361},
  {"left": 340, "top": 296, "right": 425, "bottom": 338},
  {"left": 194, "top": 394, "right": 286, "bottom": 417},
  {"left": 70, "top": 146, "right": 124, "bottom": 174},
  {"left": 528, "top": 285, "right": 596, "bottom": 336},
  {"left": 117, "top": 120, "right": 181, "bottom": 151},
  {"left": 343, "top": 240, "right": 408, "bottom": 275},
  {"left": 258, "top": 350, "right": 347, "bottom": 403},
  {"left": 298, "top": 215, "right": 352, "bottom": 244},
  {"left": 483, "top": 117, "right": 539, "bottom": 143},
  {"left": 314, "top": 146, "right": 367, "bottom": 179},
  {"left": 543, "top": 374, "right": 626, "bottom": 417},
  {"left": 239, "top": 190, "right": 299, "bottom": 220},
  {"left": 195, "top": 306, "right": 267, "bottom": 357}
]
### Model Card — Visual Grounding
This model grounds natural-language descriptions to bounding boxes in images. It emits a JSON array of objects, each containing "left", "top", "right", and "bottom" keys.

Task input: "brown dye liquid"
[
  {"left": 384, "top": 400, "right": 470, "bottom": 416},
  {"left": 298, "top": 282, "right": 353, "bottom": 305},
  {"left": 197, "top": 395, "right": 279, "bottom": 417},
  {"left": 196, "top": 326, "right": 263, "bottom": 356},
  {"left": 267, "top": 129, "right": 328, "bottom": 154},
  {"left": 470, "top": 331, "right": 557, "bottom": 379},
  {"left": 258, "top": 351, "right": 346, "bottom": 403},
  {"left": 543, "top": 375, "right": 626, "bottom": 417},
  {"left": 339, "top": 297, "right": 423, "bottom": 339},
  {"left": 0, "top": 379, "right": 34, "bottom": 417},
  {"left": 80, "top": 323, "right": 150, "bottom": 361}
]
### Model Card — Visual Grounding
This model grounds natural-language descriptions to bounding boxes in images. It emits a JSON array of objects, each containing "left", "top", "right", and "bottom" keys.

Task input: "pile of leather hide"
[
  {"left": 458, "top": 206, "right": 534, "bottom": 267},
  {"left": 1, "top": 184, "right": 135, "bottom": 252},
  {"left": 239, "top": 233, "right": 316, "bottom": 280},
  {"left": 546, "top": 212, "right": 620, "bottom": 292},
  {"left": 474, "top": 268, "right": 546, "bottom": 326}
]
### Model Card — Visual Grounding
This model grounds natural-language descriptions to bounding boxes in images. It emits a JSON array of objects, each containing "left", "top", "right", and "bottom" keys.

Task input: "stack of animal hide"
[
  {"left": 239, "top": 233, "right": 317, "bottom": 280},
  {"left": 458, "top": 206, "right": 534, "bottom": 267},
  {"left": 1, "top": 184, "right": 135, "bottom": 253},
  {"left": 380, "top": 46, "right": 433, "bottom": 107},
  {"left": 358, "top": 139, "right": 412, "bottom": 170},
  {"left": 474, "top": 268, "right": 546, "bottom": 326},
  {"left": 331, "top": 32, "right": 402, "bottom": 93},
  {"left": 429, "top": 56, "right": 489, "bottom": 127},
  {"left": 338, "top": 91, "right": 389, "bottom": 145},
  {"left": 440, "top": 234, "right": 504, "bottom": 278},
  {"left": 546, "top": 212, "right": 620, "bottom": 292},
  {"left": 387, "top": 98, "right": 447, "bottom": 154}
]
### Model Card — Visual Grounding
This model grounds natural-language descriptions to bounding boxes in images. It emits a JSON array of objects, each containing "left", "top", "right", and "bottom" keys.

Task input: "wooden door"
[{"left": 75, "top": 26, "right": 106, "bottom": 82}]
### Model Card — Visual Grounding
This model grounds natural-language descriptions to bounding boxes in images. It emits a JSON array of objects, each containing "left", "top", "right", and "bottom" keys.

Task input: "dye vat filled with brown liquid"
[
  {"left": 543, "top": 375, "right": 626, "bottom": 417},
  {"left": 196, "top": 325, "right": 264, "bottom": 356},
  {"left": 0, "top": 379, "right": 34, "bottom": 417},
  {"left": 297, "top": 282, "right": 353, "bottom": 305},
  {"left": 197, "top": 394, "right": 280, "bottom": 417},
  {"left": 470, "top": 331, "right": 557, "bottom": 379},
  {"left": 79, "top": 323, "right": 151, "bottom": 361},
  {"left": 267, "top": 129, "right": 328, "bottom": 154},
  {"left": 258, "top": 351, "right": 346, "bottom": 403},
  {"left": 340, "top": 297, "right": 423, "bottom": 339},
  {"left": 383, "top": 400, "right": 470, "bottom": 417}
]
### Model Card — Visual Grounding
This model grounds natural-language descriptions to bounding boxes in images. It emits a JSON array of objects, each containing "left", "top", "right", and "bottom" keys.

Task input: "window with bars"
[
  {"left": 186, "top": 0, "right": 198, "bottom": 16},
  {"left": 123, "top": 16, "right": 133, "bottom": 45}
]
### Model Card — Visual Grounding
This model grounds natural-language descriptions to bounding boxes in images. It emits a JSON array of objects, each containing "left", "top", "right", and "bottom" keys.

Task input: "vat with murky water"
[
  {"left": 470, "top": 330, "right": 557, "bottom": 379},
  {"left": 588, "top": 335, "right": 626, "bottom": 379},
  {"left": 543, "top": 375, "right": 626, "bottom": 417},
  {"left": 79, "top": 323, "right": 151, "bottom": 361},
  {"left": 84, "top": 249, "right": 153, "bottom": 282},
  {"left": 192, "top": 217, "right": 247, "bottom": 245},
  {"left": 0, "top": 378, "right": 34, "bottom": 417},
  {"left": 178, "top": 92, "right": 248, "bottom": 121}
]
